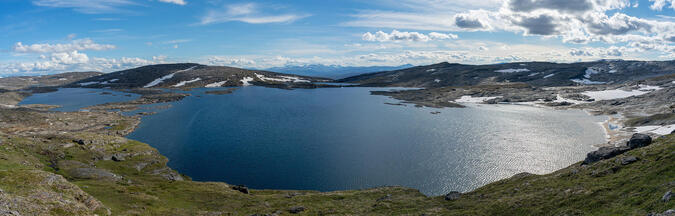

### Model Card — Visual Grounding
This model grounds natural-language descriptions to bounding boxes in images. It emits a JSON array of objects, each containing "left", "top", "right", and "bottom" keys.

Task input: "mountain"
[
  {"left": 339, "top": 60, "right": 675, "bottom": 88},
  {"left": 67, "top": 63, "right": 331, "bottom": 89},
  {"left": 265, "top": 64, "right": 414, "bottom": 79},
  {"left": 0, "top": 72, "right": 102, "bottom": 91}
]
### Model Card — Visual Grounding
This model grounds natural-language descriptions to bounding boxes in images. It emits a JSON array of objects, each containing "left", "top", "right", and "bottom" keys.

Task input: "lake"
[{"left": 21, "top": 87, "right": 607, "bottom": 196}]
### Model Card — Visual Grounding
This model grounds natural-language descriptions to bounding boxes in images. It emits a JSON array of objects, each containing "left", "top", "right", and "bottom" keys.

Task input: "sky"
[{"left": 1, "top": 0, "right": 675, "bottom": 76}]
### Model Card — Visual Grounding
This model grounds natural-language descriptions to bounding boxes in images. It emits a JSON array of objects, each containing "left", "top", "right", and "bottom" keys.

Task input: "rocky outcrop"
[
  {"left": 444, "top": 191, "right": 462, "bottom": 201},
  {"left": 627, "top": 133, "right": 652, "bottom": 149},
  {"left": 583, "top": 133, "right": 652, "bottom": 164}
]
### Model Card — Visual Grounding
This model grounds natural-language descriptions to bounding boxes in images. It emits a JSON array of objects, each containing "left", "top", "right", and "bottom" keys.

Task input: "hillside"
[
  {"left": 340, "top": 60, "right": 675, "bottom": 88},
  {"left": 67, "top": 63, "right": 332, "bottom": 89},
  {"left": 0, "top": 72, "right": 102, "bottom": 91},
  {"left": 0, "top": 104, "right": 672, "bottom": 215},
  {"left": 265, "top": 64, "right": 414, "bottom": 79}
]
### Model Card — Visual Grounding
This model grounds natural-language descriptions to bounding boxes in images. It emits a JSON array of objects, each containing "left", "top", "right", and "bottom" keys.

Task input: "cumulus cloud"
[
  {"left": 1, "top": 54, "right": 155, "bottom": 75},
  {"left": 512, "top": 14, "right": 559, "bottom": 35},
  {"left": 507, "top": 0, "right": 593, "bottom": 13},
  {"left": 13, "top": 39, "right": 116, "bottom": 53},
  {"left": 649, "top": 0, "right": 675, "bottom": 11},
  {"left": 362, "top": 30, "right": 458, "bottom": 42},
  {"left": 455, "top": 13, "right": 487, "bottom": 29},
  {"left": 200, "top": 3, "right": 309, "bottom": 25},
  {"left": 158, "top": 0, "right": 186, "bottom": 5}
]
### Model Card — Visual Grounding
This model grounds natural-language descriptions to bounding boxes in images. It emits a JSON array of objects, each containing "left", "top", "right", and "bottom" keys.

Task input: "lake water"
[
  {"left": 18, "top": 88, "right": 139, "bottom": 112},
  {"left": 21, "top": 87, "right": 607, "bottom": 196}
]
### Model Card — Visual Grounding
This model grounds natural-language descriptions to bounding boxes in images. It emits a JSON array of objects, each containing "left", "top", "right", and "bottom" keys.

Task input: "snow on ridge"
[
  {"left": 634, "top": 124, "right": 675, "bottom": 135},
  {"left": 455, "top": 95, "right": 502, "bottom": 103},
  {"left": 79, "top": 81, "right": 99, "bottom": 86},
  {"left": 143, "top": 66, "right": 198, "bottom": 88},
  {"left": 205, "top": 81, "right": 227, "bottom": 88},
  {"left": 571, "top": 78, "right": 606, "bottom": 85},
  {"left": 255, "top": 73, "right": 310, "bottom": 83},
  {"left": 495, "top": 68, "right": 530, "bottom": 73},
  {"left": 173, "top": 78, "right": 202, "bottom": 87},
  {"left": 241, "top": 77, "right": 254, "bottom": 86}
]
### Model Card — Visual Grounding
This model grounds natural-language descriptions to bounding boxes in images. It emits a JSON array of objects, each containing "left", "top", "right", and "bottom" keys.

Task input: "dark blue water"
[
  {"left": 21, "top": 87, "right": 607, "bottom": 195},
  {"left": 18, "top": 88, "right": 139, "bottom": 112}
]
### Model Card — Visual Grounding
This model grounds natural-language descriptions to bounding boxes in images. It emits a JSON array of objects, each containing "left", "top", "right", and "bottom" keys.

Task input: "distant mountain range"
[
  {"left": 264, "top": 64, "right": 414, "bottom": 79},
  {"left": 339, "top": 60, "right": 675, "bottom": 88}
]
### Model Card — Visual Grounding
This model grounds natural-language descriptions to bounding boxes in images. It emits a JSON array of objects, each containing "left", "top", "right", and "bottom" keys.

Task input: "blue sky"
[{"left": 1, "top": 0, "right": 675, "bottom": 75}]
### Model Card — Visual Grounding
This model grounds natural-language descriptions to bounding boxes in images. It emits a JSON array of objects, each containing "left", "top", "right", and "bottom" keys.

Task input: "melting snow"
[
  {"left": 634, "top": 124, "right": 675, "bottom": 135},
  {"left": 495, "top": 68, "right": 530, "bottom": 73},
  {"left": 581, "top": 85, "right": 662, "bottom": 101},
  {"left": 173, "top": 78, "right": 202, "bottom": 87},
  {"left": 255, "top": 73, "right": 310, "bottom": 83},
  {"left": 455, "top": 95, "right": 502, "bottom": 103},
  {"left": 205, "top": 81, "right": 227, "bottom": 88},
  {"left": 241, "top": 77, "right": 254, "bottom": 86},
  {"left": 143, "top": 66, "right": 197, "bottom": 88},
  {"left": 570, "top": 78, "right": 606, "bottom": 85},
  {"left": 79, "top": 81, "right": 99, "bottom": 86}
]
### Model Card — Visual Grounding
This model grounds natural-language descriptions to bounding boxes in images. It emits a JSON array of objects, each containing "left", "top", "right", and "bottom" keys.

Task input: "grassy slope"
[{"left": 0, "top": 108, "right": 672, "bottom": 215}]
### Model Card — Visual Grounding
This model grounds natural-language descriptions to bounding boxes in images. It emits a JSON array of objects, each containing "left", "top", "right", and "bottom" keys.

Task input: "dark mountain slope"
[{"left": 340, "top": 60, "right": 675, "bottom": 88}]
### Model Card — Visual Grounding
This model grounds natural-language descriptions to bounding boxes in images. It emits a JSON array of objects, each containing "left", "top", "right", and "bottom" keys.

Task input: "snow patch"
[
  {"left": 608, "top": 69, "right": 617, "bottom": 73},
  {"left": 241, "top": 77, "right": 254, "bottom": 86},
  {"left": 583, "top": 68, "right": 599, "bottom": 79},
  {"left": 634, "top": 124, "right": 675, "bottom": 135},
  {"left": 255, "top": 73, "right": 309, "bottom": 83},
  {"left": 173, "top": 78, "right": 202, "bottom": 87},
  {"left": 434, "top": 79, "right": 441, "bottom": 83},
  {"left": 543, "top": 74, "right": 555, "bottom": 78},
  {"left": 570, "top": 78, "right": 606, "bottom": 85},
  {"left": 426, "top": 69, "right": 436, "bottom": 72},
  {"left": 143, "top": 66, "right": 197, "bottom": 88},
  {"left": 495, "top": 68, "right": 530, "bottom": 73},
  {"left": 455, "top": 95, "right": 502, "bottom": 103},
  {"left": 528, "top": 72, "right": 540, "bottom": 77},
  {"left": 581, "top": 85, "right": 662, "bottom": 101},
  {"left": 58, "top": 78, "right": 68, "bottom": 81},
  {"left": 79, "top": 81, "right": 99, "bottom": 86},
  {"left": 205, "top": 81, "right": 227, "bottom": 88}
]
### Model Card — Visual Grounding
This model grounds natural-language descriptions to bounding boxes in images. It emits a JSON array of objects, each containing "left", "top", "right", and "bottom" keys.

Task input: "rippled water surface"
[{"left": 22, "top": 87, "right": 606, "bottom": 195}]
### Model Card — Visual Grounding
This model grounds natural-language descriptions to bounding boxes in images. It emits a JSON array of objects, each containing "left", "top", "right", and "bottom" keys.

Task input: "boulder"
[
  {"left": 627, "top": 133, "right": 651, "bottom": 149},
  {"left": 583, "top": 146, "right": 630, "bottom": 164},
  {"left": 444, "top": 191, "right": 462, "bottom": 201},
  {"left": 111, "top": 153, "right": 126, "bottom": 162},
  {"left": 664, "top": 190, "right": 672, "bottom": 202},
  {"left": 288, "top": 206, "right": 305, "bottom": 214},
  {"left": 620, "top": 156, "right": 638, "bottom": 165},
  {"left": 231, "top": 185, "right": 249, "bottom": 194}
]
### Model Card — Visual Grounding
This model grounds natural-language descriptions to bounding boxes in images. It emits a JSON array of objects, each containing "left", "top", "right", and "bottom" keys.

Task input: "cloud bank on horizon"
[{"left": 1, "top": 0, "right": 674, "bottom": 75}]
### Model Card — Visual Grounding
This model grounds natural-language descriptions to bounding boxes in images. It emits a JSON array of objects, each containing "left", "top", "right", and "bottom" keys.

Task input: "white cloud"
[
  {"left": 362, "top": 30, "right": 458, "bottom": 42},
  {"left": 649, "top": 0, "right": 675, "bottom": 10},
  {"left": 200, "top": 3, "right": 309, "bottom": 25},
  {"left": 158, "top": 0, "right": 186, "bottom": 5},
  {"left": 13, "top": 39, "right": 116, "bottom": 53},
  {"left": 32, "top": 0, "right": 136, "bottom": 14}
]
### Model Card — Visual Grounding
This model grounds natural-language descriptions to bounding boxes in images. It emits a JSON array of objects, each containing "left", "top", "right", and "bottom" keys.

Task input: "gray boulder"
[
  {"left": 583, "top": 146, "right": 630, "bottom": 164},
  {"left": 231, "top": 185, "right": 249, "bottom": 194},
  {"left": 664, "top": 190, "right": 672, "bottom": 202},
  {"left": 627, "top": 133, "right": 651, "bottom": 149},
  {"left": 444, "top": 191, "right": 462, "bottom": 201},
  {"left": 288, "top": 206, "right": 305, "bottom": 214},
  {"left": 620, "top": 156, "right": 639, "bottom": 165}
]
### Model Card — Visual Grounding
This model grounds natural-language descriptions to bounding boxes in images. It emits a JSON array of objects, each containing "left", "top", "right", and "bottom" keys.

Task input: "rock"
[
  {"left": 620, "top": 156, "right": 638, "bottom": 165},
  {"left": 231, "top": 185, "right": 249, "bottom": 194},
  {"left": 73, "top": 139, "right": 85, "bottom": 145},
  {"left": 664, "top": 190, "right": 672, "bottom": 202},
  {"left": 376, "top": 194, "right": 392, "bottom": 202},
  {"left": 285, "top": 192, "right": 300, "bottom": 198},
  {"left": 583, "top": 146, "right": 630, "bottom": 164},
  {"left": 111, "top": 153, "right": 125, "bottom": 162},
  {"left": 68, "top": 168, "right": 119, "bottom": 181},
  {"left": 288, "top": 206, "right": 305, "bottom": 214},
  {"left": 627, "top": 133, "right": 651, "bottom": 149},
  {"left": 444, "top": 191, "right": 462, "bottom": 201}
]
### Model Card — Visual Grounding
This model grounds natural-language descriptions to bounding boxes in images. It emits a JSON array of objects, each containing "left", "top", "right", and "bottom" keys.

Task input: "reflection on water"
[
  {"left": 125, "top": 87, "right": 606, "bottom": 195},
  {"left": 21, "top": 87, "right": 607, "bottom": 195}
]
